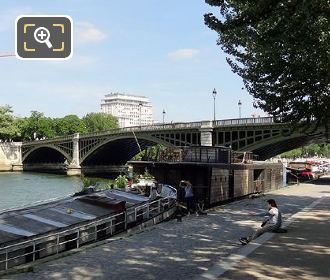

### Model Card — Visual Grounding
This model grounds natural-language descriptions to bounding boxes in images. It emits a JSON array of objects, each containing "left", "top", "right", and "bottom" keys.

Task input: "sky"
[{"left": 0, "top": 0, "right": 265, "bottom": 123}]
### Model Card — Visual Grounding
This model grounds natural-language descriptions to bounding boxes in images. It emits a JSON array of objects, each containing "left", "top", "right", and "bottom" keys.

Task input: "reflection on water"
[{"left": 0, "top": 172, "right": 82, "bottom": 211}]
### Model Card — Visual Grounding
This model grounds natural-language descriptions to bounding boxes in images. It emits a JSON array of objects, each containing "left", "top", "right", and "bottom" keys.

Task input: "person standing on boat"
[
  {"left": 240, "top": 199, "right": 282, "bottom": 245},
  {"left": 180, "top": 180, "right": 194, "bottom": 214}
]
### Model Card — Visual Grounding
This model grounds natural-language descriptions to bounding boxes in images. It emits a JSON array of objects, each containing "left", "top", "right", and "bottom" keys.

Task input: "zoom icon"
[{"left": 16, "top": 15, "right": 72, "bottom": 60}]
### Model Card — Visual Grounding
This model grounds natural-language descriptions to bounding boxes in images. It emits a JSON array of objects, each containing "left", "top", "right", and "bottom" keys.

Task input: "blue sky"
[{"left": 0, "top": 0, "right": 265, "bottom": 122}]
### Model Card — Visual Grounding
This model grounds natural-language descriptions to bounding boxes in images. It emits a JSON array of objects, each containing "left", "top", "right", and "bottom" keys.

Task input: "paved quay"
[
  {"left": 3, "top": 176, "right": 330, "bottom": 280},
  {"left": 220, "top": 195, "right": 330, "bottom": 280}
]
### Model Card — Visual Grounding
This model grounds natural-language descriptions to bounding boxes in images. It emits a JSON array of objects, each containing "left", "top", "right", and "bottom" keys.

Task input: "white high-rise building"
[{"left": 101, "top": 93, "right": 153, "bottom": 128}]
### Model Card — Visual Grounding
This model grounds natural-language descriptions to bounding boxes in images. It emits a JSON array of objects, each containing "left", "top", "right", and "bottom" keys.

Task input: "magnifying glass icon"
[{"left": 34, "top": 27, "right": 53, "bottom": 49}]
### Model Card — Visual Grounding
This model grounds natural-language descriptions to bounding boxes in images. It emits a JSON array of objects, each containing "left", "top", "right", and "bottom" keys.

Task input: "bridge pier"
[
  {"left": 12, "top": 164, "right": 23, "bottom": 172},
  {"left": 13, "top": 143, "right": 23, "bottom": 171},
  {"left": 67, "top": 165, "right": 81, "bottom": 176},
  {"left": 200, "top": 121, "right": 213, "bottom": 146},
  {"left": 67, "top": 133, "right": 81, "bottom": 176}
]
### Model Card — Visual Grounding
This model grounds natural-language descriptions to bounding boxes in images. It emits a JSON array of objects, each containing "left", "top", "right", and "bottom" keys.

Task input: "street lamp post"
[
  {"left": 238, "top": 99, "right": 242, "bottom": 118},
  {"left": 162, "top": 109, "right": 166, "bottom": 125},
  {"left": 212, "top": 88, "right": 217, "bottom": 121}
]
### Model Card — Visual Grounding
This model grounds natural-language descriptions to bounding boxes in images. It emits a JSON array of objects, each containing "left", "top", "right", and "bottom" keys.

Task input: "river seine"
[{"left": 0, "top": 172, "right": 81, "bottom": 211}]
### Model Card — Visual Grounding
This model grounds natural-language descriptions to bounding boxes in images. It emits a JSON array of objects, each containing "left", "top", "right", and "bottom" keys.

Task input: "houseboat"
[{"left": 0, "top": 188, "right": 176, "bottom": 272}]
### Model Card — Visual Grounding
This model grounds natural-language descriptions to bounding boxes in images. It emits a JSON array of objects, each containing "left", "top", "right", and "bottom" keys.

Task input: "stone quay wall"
[{"left": 0, "top": 143, "right": 23, "bottom": 171}]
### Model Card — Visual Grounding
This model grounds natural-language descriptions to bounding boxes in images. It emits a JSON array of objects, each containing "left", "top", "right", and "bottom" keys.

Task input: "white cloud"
[
  {"left": 168, "top": 48, "right": 200, "bottom": 60},
  {"left": 75, "top": 21, "right": 107, "bottom": 44}
]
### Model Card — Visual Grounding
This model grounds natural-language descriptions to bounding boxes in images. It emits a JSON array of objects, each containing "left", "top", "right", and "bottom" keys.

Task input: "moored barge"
[{"left": 0, "top": 188, "right": 176, "bottom": 272}]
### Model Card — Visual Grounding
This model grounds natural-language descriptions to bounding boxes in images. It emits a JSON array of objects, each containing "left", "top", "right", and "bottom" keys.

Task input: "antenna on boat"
[{"left": 132, "top": 131, "right": 142, "bottom": 153}]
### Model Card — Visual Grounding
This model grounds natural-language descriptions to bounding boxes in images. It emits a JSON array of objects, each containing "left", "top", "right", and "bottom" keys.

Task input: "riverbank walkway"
[{"left": 3, "top": 176, "right": 330, "bottom": 280}]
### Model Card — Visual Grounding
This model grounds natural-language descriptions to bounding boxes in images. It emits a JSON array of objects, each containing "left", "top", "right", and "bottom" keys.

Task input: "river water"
[{"left": 0, "top": 172, "right": 82, "bottom": 211}]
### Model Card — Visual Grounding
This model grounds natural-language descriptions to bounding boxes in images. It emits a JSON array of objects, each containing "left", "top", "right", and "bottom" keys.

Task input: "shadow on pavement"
[
  {"left": 5, "top": 177, "right": 330, "bottom": 280},
  {"left": 222, "top": 196, "right": 330, "bottom": 280}
]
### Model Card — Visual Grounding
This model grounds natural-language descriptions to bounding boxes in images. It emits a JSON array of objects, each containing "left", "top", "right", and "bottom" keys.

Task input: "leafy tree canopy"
[
  {"left": 20, "top": 111, "right": 57, "bottom": 140},
  {"left": 281, "top": 143, "right": 330, "bottom": 158},
  {"left": 83, "top": 113, "right": 118, "bottom": 133},
  {"left": 0, "top": 105, "right": 19, "bottom": 140},
  {"left": 204, "top": 0, "right": 330, "bottom": 138},
  {"left": 0, "top": 107, "right": 118, "bottom": 141},
  {"left": 55, "top": 115, "right": 87, "bottom": 136}
]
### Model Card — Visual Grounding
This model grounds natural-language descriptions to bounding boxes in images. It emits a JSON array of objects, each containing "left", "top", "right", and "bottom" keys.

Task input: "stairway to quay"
[{"left": 2, "top": 176, "right": 330, "bottom": 280}]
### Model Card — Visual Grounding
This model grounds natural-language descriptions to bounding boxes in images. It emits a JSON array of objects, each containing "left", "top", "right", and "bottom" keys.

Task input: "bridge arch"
[
  {"left": 252, "top": 134, "right": 323, "bottom": 160},
  {"left": 22, "top": 145, "right": 72, "bottom": 164},
  {"left": 80, "top": 135, "right": 174, "bottom": 166}
]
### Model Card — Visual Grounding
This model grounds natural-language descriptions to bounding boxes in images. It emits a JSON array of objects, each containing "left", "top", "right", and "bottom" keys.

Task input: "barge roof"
[{"left": 0, "top": 189, "right": 149, "bottom": 248}]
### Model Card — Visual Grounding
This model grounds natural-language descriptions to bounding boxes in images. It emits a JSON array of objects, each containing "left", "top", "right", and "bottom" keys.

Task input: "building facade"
[{"left": 101, "top": 93, "right": 153, "bottom": 128}]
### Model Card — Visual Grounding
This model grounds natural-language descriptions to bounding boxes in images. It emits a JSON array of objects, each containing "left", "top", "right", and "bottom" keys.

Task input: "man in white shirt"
[{"left": 240, "top": 199, "right": 282, "bottom": 245}]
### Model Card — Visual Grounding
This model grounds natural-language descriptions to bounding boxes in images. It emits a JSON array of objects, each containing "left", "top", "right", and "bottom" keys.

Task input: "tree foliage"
[
  {"left": 82, "top": 113, "right": 118, "bottom": 133},
  {"left": 204, "top": 0, "right": 330, "bottom": 137},
  {"left": 55, "top": 115, "right": 86, "bottom": 136},
  {"left": 0, "top": 105, "right": 19, "bottom": 140},
  {"left": 281, "top": 143, "right": 330, "bottom": 158},
  {"left": 114, "top": 175, "right": 128, "bottom": 188},
  {"left": 20, "top": 111, "right": 57, "bottom": 140},
  {"left": 132, "top": 144, "right": 165, "bottom": 161},
  {"left": 0, "top": 106, "right": 118, "bottom": 141}
]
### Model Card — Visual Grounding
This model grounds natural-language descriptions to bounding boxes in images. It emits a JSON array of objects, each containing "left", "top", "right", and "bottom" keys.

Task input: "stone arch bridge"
[{"left": 20, "top": 117, "right": 325, "bottom": 175}]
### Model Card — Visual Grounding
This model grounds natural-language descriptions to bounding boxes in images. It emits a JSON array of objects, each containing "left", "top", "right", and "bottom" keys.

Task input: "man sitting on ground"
[{"left": 240, "top": 199, "right": 282, "bottom": 245}]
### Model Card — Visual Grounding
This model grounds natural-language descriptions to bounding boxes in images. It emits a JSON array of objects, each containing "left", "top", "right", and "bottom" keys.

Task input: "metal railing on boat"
[{"left": 0, "top": 197, "right": 175, "bottom": 272}]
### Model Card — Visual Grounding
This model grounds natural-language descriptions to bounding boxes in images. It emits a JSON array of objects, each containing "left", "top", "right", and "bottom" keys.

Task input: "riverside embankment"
[{"left": 4, "top": 176, "right": 330, "bottom": 280}]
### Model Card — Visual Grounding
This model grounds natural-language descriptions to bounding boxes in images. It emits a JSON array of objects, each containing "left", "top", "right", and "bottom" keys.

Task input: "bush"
[
  {"left": 142, "top": 169, "right": 155, "bottom": 180},
  {"left": 115, "top": 175, "right": 128, "bottom": 188},
  {"left": 80, "top": 176, "right": 99, "bottom": 191}
]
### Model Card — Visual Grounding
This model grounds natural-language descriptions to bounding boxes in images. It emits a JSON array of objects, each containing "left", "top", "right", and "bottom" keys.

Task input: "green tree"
[
  {"left": 20, "top": 111, "right": 57, "bottom": 140},
  {"left": 132, "top": 144, "right": 165, "bottom": 161},
  {"left": 307, "top": 144, "right": 321, "bottom": 156},
  {"left": 12, "top": 118, "right": 28, "bottom": 141},
  {"left": 281, "top": 147, "right": 302, "bottom": 158},
  {"left": 281, "top": 143, "right": 330, "bottom": 158},
  {"left": 204, "top": 0, "right": 330, "bottom": 137},
  {"left": 0, "top": 105, "right": 19, "bottom": 140},
  {"left": 55, "top": 115, "right": 87, "bottom": 136},
  {"left": 320, "top": 144, "right": 330, "bottom": 157},
  {"left": 83, "top": 113, "right": 118, "bottom": 133}
]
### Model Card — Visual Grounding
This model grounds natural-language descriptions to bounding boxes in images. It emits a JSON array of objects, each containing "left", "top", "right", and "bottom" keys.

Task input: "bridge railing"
[
  {"left": 213, "top": 117, "right": 274, "bottom": 126},
  {"left": 22, "top": 135, "right": 73, "bottom": 145},
  {"left": 80, "top": 120, "right": 213, "bottom": 138},
  {"left": 22, "top": 121, "right": 211, "bottom": 145}
]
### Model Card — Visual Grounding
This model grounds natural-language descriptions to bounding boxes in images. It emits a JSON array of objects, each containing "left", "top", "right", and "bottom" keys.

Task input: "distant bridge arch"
[
  {"left": 253, "top": 135, "right": 312, "bottom": 159},
  {"left": 22, "top": 145, "right": 72, "bottom": 163},
  {"left": 80, "top": 135, "right": 174, "bottom": 165}
]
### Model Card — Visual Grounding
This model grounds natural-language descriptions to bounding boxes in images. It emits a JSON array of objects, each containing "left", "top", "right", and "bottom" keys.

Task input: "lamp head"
[{"left": 212, "top": 88, "right": 217, "bottom": 98}]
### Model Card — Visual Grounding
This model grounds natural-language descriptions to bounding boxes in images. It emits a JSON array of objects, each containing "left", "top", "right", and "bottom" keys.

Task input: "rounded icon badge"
[{"left": 15, "top": 15, "right": 73, "bottom": 60}]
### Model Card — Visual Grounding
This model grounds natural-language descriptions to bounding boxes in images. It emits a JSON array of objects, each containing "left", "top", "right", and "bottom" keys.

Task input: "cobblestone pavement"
[{"left": 3, "top": 177, "right": 330, "bottom": 280}]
